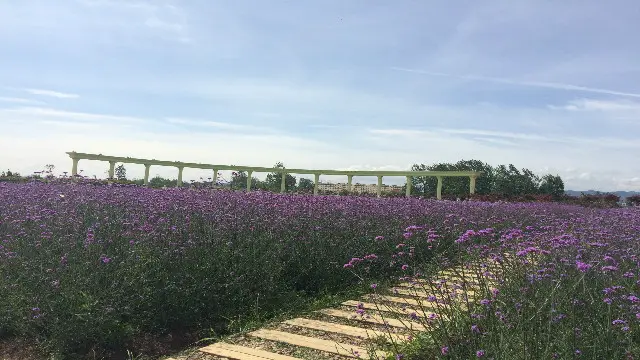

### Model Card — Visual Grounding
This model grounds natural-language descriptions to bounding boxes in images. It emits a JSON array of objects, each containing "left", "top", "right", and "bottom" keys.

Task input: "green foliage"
[
  {"left": 115, "top": 164, "right": 127, "bottom": 181},
  {"left": 148, "top": 176, "right": 177, "bottom": 188},
  {"left": 297, "top": 178, "right": 314, "bottom": 192},
  {"left": 411, "top": 159, "right": 564, "bottom": 198},
  {"left": 539, "top": 174, "right": 565, "bottom": 198},
  {"left": 264, "top": 162, "right": 297, "bottom": 192}
]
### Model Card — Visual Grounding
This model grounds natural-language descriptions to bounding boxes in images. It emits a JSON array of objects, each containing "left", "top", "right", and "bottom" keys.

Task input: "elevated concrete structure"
[{"left": 66, "top": 151, "right": 481, "bottom": 199}]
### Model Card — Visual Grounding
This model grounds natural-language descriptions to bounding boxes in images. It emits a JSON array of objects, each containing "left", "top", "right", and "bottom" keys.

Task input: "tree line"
[{"left": 408, "top": 159, "right": 565, "bottom": 199}]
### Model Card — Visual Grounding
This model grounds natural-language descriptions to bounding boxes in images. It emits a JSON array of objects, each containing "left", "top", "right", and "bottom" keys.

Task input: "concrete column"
[
  {"left": 313, "top": 173, "right": 320, "bottom": 196},
  {"left": 246, "top": 170, "right": 253, "bottom": 192},
  {"left": 405, "top": 176, "right": 412, "bottom": 198},
  {"left": 280, "top": 171, "right": 286, "bottom": 193},
  {"left": 177, "top": 167, "right": 184, "bottom": 187},
  {"left": 143, "top": 164, "right": 151, "bottom": 186},
  {"left": 71, "top": 158, "right": 79, "bottom": 176},
  {"left": 212, "top": 169, "right": 218, "bottom": 186},
  {"left": 436, "top": 176, "right": 443, "bottom": 200},
  {"left": 347, "top": 175, "right": 353, "bottom": 192},
  {"left": 376, "top": 176, "right": 383, "bottom": 198},
  {"left": 470, "top": 176, "right": 477, "bottom": 195},
  {"left": 108, "top": 161, "right": 116, "bottom": 179}
]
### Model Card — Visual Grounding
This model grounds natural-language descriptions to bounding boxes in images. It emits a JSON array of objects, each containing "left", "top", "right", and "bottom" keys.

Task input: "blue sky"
[{"left": 1, "top": 0, "right": 640, "bottom": 190}]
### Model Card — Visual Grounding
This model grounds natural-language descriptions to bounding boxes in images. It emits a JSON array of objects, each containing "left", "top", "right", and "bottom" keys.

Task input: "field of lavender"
[{"left": 1, "top": 179, "right": 639, "bottom": 359}]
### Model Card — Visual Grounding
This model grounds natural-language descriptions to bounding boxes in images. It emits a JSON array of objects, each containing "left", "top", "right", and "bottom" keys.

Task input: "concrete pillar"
[
  {"left": 470, "top": 176, "right": 477, "bottom": 195},
  {"left": 280, "top": 171, "right": 286, "bottom": 193},
  {"left": 313, "top": 173, "right": 320, "bottom": 196},
  {"left": 436, "top": 176, "right": 443, "bottom": 200},
  {"left": 71, "top": 158, "right": 79, "bottom": 176},
  {"left": 143, "top": 164, "right": 151, "bottom": 186},
  {"left": 405, "top": 176, "right": 412, "bottom": 198},
  {"left": 177, "top": 167, "right": 184, "bottom": 187},
  {"left": 212, "top": 169, "right": 218, "bottom": 186},
  {"left": 376, "top": 176, "right": 383, "bottom": 198},
  {"left": 108, "top": 161, "right": 116, "bottom": 179},
  {"left": 347, "top": 175, "right": 353, "bottom": 192},
  {"left": 246, "top": 170, "right": 253, "bottom": 192}
]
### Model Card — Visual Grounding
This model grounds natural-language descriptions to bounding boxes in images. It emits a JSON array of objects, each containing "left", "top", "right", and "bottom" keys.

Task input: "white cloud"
[
  {"left": 1, "top": 107, "right": 147, "bottom": 124},
  {"left": 164, "top": 117, "right": 274, "bottom": 133},
  {"left": 548, "top": 98, "right": 640, "bottom": 112},
  {"left": 370, "top": 127, "right": 640, "bottom": 150},
  {"left": 391, "top": 67, "right": 640, "bottom": 98},
  {"left": 24, "top": 89, "right": 79, "bottom": 99},
  {"left": 0, "top": 96, "right": 44, "bottom": 104}
]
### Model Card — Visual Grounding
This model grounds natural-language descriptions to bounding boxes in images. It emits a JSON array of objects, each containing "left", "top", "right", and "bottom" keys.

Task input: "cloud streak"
[
  {"left": 0, "top": 96, "right": 44, "bottom": 104},
  {"left": 24, "top": 89, "right": 79, "bottom": 99},
  {"left": 391, "top": 67, "right": 640, "bottom": 98}
]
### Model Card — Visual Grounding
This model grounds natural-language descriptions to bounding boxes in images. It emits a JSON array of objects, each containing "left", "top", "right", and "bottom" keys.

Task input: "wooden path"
[{"left": 168, "top": 259, "right": 507, "bottom": 360}]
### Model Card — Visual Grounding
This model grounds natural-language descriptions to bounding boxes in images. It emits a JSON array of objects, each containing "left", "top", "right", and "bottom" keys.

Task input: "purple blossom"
[
  {"left": 575, "top": 260, "right": 592, "bottom": 272},
  {"left": 441, "top": 346, "right": 449, "bottom": 355}
]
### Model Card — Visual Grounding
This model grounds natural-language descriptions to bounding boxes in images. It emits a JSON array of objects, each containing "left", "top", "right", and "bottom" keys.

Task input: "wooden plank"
[
  {"left": 392, "top": 287, "right": 476, "bottom": 298},
  {"left": 397, "top": 281, "right": 482, "bottom": 289},
  {"left": 283, "top": 318, "right": 408, "bottom": 343},
  {"left": 199, "top": 342, "right": 302, "bottom": 360},
  {"left": 318, "top": 308, "right": 431, "bottom": 330},
  {"left": 248, "top": 329, "right": 387, "bottom": 359},
  {"left": 371, "top": 295, "right": 470, "bottom": 310},
  {"left": 342, "top": 300, "right": 424, "bottom": 316}
]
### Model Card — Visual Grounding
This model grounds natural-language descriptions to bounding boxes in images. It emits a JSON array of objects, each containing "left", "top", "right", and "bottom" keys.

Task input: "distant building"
[{"left": 316, "top": 182, "right": 403, "bottom": 194}]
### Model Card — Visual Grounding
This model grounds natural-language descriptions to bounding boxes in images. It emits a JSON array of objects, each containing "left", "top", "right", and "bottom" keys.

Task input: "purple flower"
[
  {"left": 601, "top": 265, "right": 618, "bottom": 272},
  {"left": 370, "top": 283, "right": 377, "bottom": 289},
  {"left": 374, "top": 235, "right": 384, "bottom": 241},
  {"left": 401, "top": 264, "right": 409, "bottom": 270},
  {"left": 441, "top": 346, "right": 449, "bottom": 355},
  {"left": 476, "top": 350, "right": 485, "bottom": 357},
  {"left": 575, "top": 260, "right": 592, "bottom": 272}
]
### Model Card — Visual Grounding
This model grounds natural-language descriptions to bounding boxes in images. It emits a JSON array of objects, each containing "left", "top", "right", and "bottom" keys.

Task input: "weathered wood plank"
[
  {"left": 283, "top": 318, "right": 408, "bottom": 343},
  {"left": 199, "top": 342, "right": 302, "bottom": 360},
  {"left": 341, "top": 300, "right": 423, "bottom": 316},
  {"left": 318, "top": 308, "right": 431, "bottom": 330},
  {"left": 248, "top": 329, "right": 387, "bottom": 359}
]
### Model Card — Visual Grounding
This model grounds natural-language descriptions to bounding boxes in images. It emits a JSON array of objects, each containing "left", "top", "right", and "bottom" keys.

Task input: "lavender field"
[{"left": 1, "top": 180, "right": 639, "bottom": 359}]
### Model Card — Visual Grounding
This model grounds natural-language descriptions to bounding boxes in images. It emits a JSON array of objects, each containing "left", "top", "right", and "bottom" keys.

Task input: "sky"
[{"left": 1, "top": 0, "right": 640, "bottom": 191}]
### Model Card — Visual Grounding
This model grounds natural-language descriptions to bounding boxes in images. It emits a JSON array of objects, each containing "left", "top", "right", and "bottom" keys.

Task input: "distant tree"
[
  {"left": 410, "top": 161, "right": 489, "bottom": 197},
  {"left": 626, "top": 195, "right": 640, "bottom": 206},
  {"left": 265, "top": 162, "right": 297, "bottom": 192},
  {"left": 538, "top": 174, "right": 565, "bottom": 198},
  {"left": 230, "top": 170, "right": 247, "bottom": 190},
  {"left": 148, "top": 176, "right": 177, "bottom": 188},
  {"left": 229, "top": 169, "right": 262, "bottom": 190},
  {"left": 115, "top": 164, "right": 127, "bottom": 180},
  {"left": 297, "top": 178, "right": 314, "bottom": 192}
]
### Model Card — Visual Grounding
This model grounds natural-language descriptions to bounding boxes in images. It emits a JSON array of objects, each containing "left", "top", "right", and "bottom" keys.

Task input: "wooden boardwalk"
[{"left": 170, "top": 260, "right": 506, "bottom": 360}]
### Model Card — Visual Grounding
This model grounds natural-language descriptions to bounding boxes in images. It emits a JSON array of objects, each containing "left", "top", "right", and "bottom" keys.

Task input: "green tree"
[
  {"left": 297, "top": 178, "right": 314, "bottom": 192},
  {"left": 115, "top": 164, "right": 127, "bottom": 180},
  {"left": 265, "top": 162, "right": 297, "bottom": 192},
  {"left": 539, "top": 174, "right": 565, "bottom": 198},
  {"left": 230, "top": 169, "right": 262, "bottom": 190}
]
